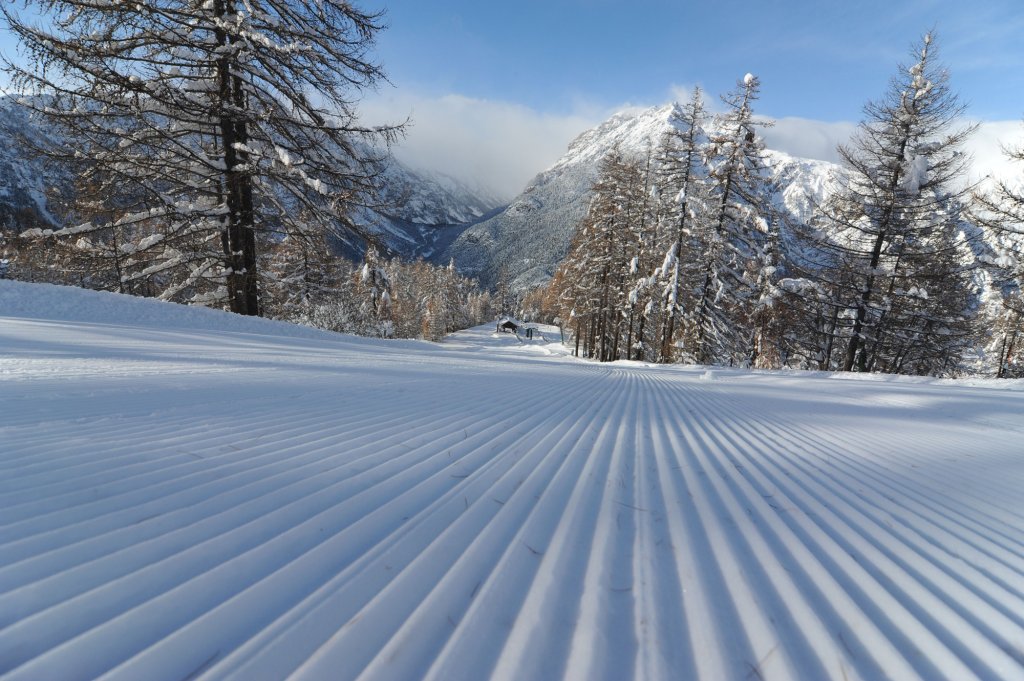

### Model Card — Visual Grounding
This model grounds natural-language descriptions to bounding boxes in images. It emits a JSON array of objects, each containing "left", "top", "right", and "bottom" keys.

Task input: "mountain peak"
[
  {"left": 442, "top": 102, "right": 839, "bottom": 291},
  {"left": 557, "top": 104, "right": 678, "bottom": 173}
]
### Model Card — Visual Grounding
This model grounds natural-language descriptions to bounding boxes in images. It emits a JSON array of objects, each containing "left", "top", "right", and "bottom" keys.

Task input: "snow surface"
[{"left": 3, "top": 281, "right": 1024, "bottom": 681}]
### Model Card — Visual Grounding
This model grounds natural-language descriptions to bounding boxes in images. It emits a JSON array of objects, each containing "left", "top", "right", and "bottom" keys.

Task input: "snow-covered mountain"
[
  {"left": 0, "top": 95, "right": 504, "bottom": 260},
  {"left": 354, "top": 162, "right": 504, "bottom": 260},
  {"left": 441, "top": 104, "right": 839, "bottom": 290},
  {"left": 379, "top": 163, "right": 504, "bottom": 228},
  {"left": 0, "top": 97, "right": 68, "bottom": 231},
  {"left": 0, "top": 96, "right": 839, "bottom": 281}
]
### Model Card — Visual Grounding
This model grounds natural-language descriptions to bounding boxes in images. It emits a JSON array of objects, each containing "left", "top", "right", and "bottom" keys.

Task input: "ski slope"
[{"left": 2, "top": 281, "right": 1024, "bottom": 681}]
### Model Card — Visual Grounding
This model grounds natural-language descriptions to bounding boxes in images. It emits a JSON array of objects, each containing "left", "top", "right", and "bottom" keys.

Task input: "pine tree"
[
  {"left": 494, "top": 264, "right": 518, "bottom": 317},
  {"left": 989, "top": 294, "right": 1024, "bottom": 378},
  {"left": 747, "top": 214, "right": 788, "bottom": 368},
  {"left": 3, "top": 0, "right": 402, "bottom": 315},
  {"left": 621, "top": 148, "right": 660, "bottom": 361},
  {"left": 552, "top": 152, "right": 620, "bottom": 358},
  {"left": 652, "top": 89, "right": 710, "bottom": 362},
  {"left": 358, "top": 248, "right": 393, "bottom": 338},
  {"left": 789, "top": 33, "right": 978, "bottom": 375},
  {"left": 971, "top": 133, "right": 1024, "bottom": 377},
  {"left": 693, "top": 73, "right": 775, "bottom": 365},
  {"left": 549, "top": 149, "right": 658, "bottom": 361}
]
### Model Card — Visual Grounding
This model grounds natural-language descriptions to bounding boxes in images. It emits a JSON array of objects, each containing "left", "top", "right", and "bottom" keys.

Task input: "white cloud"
[
  {"left": 760, "top": 117, "right": 857, "bottom": 164},
  {"left": 361, "top": 89, "right": 1024, "bottom": 201},
  {"left": 667, "top": 83, "right": 706, "bottom": 109},
  {"left": 360, "top": 91, "right": 607, "bottom": 200},
  {"left": 966, "top": 120, "right": 1024, "bottom": 186}
]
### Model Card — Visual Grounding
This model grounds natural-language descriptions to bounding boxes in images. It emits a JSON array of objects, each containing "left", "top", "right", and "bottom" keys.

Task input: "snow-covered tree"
[
  {"left": 260, "top": 215, "right": 341, "bottom": 319},
  {"left": 551, "top": 151, "right": 621, "bottom": 359},
  {"left": 293, "top": 256, "right": 490, "bottom": 342},
  {"left": 989, "top": 293, "right": 1024, "bottom": 377},
  {"left": 3, "top": 0, "right": 403, "bottom": 315},
  {"left": 621, "top": 148, "right": 660, "bottom": 361},
  {"left": 747, "top": 215, "right": 789, "bottom": 368},
  {"left": 693, "top": 73, "right": 776, "bottom": 365},
  {"left": 788, "top": 33, "right": 978, "bottom": 374},
  {"left": 357, "top": 248, "right": 393, "bottom": 338},
  {"left": 550, "top": 148, "right": 659, "bottom": 360},
  {"left": 971, "top": 135, "right": 1024, "bottom": 377},
  {"left": 651, "top": 88, "right": 710, "bottom": 362}
]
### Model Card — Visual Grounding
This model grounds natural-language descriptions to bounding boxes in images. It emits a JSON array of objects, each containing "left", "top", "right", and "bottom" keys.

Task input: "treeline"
[
  {"left": 267, "top": 249, "right": 494, "bottom": 341},
  {"left": 0, "top": 226, "right": 494, "bottom": 341},
  {"left": 537, "top": 34, "right": 1024, "bottom": 377}
]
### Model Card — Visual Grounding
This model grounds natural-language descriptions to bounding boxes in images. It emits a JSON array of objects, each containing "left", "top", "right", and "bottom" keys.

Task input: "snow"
[
  {"left": 901, "top": 148, "right": 930, "bottom": 195},
  {"left": 3, "top": 281, "right": 1024, "bottom": 680},
  {"left": 445, "top": 103, "right": 840, "bottom": 291}
]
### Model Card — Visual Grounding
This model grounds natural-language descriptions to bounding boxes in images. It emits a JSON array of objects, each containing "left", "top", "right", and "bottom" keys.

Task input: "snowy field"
[{"left": 2, "top": 281, "right": 1024, "bottom": 681}]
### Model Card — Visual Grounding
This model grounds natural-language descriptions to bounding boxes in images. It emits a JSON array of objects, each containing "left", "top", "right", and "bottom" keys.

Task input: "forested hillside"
[{"left": 529, "top": 38, "right": 1024, "bottom": 378}]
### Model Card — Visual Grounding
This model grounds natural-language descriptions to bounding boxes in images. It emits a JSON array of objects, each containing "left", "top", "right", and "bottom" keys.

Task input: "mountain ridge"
[{"left": 440, "top": 103, "right": 840, "bottom": 291}]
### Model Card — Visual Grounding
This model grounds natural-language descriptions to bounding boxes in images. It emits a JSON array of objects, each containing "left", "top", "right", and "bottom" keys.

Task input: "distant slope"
[
  {"left": 442, "top": 104, "right": 838, "bottom": 291},
  {"left": 350, "top": 162, "right": 505, "bottom": 261},
  {"left": 378, "top": 164, "right": 504, "bottom": 228},
  {"left": 2, "top": 281, "right": 1024, "bottom": 680}
]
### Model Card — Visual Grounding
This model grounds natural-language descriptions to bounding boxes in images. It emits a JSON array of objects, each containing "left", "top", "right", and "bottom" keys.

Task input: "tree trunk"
[
  {"left": 625, "top": 308, "right": 634, "bottom": 361},
  {"left": 635, "top": 314, "right": 646, "bottom": 361},
  {"left": 215, "top": 0, "right": 260, "bottom": 316},
  {"left": 694, "top": 266, "right": 714, "bottom": 364},
  {"left": 821, "top": 303, "right": 839, "bottom": 370}
]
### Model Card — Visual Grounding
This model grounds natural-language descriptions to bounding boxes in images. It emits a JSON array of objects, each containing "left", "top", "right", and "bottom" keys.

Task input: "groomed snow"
[{"left": 2, "top": 281, "right": 1024, "bottom": 681}]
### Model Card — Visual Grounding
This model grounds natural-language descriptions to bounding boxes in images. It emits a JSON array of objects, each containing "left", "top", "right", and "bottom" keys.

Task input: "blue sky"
[
  {"left": 375, "top": 0, "right": 1024, "bottom": 121},
  {"left": 362, "top": 0, "right": 1024, "bottom": 194},
  {"left": 3, "top": 1, "right": 1024, "bottom": 195}
]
